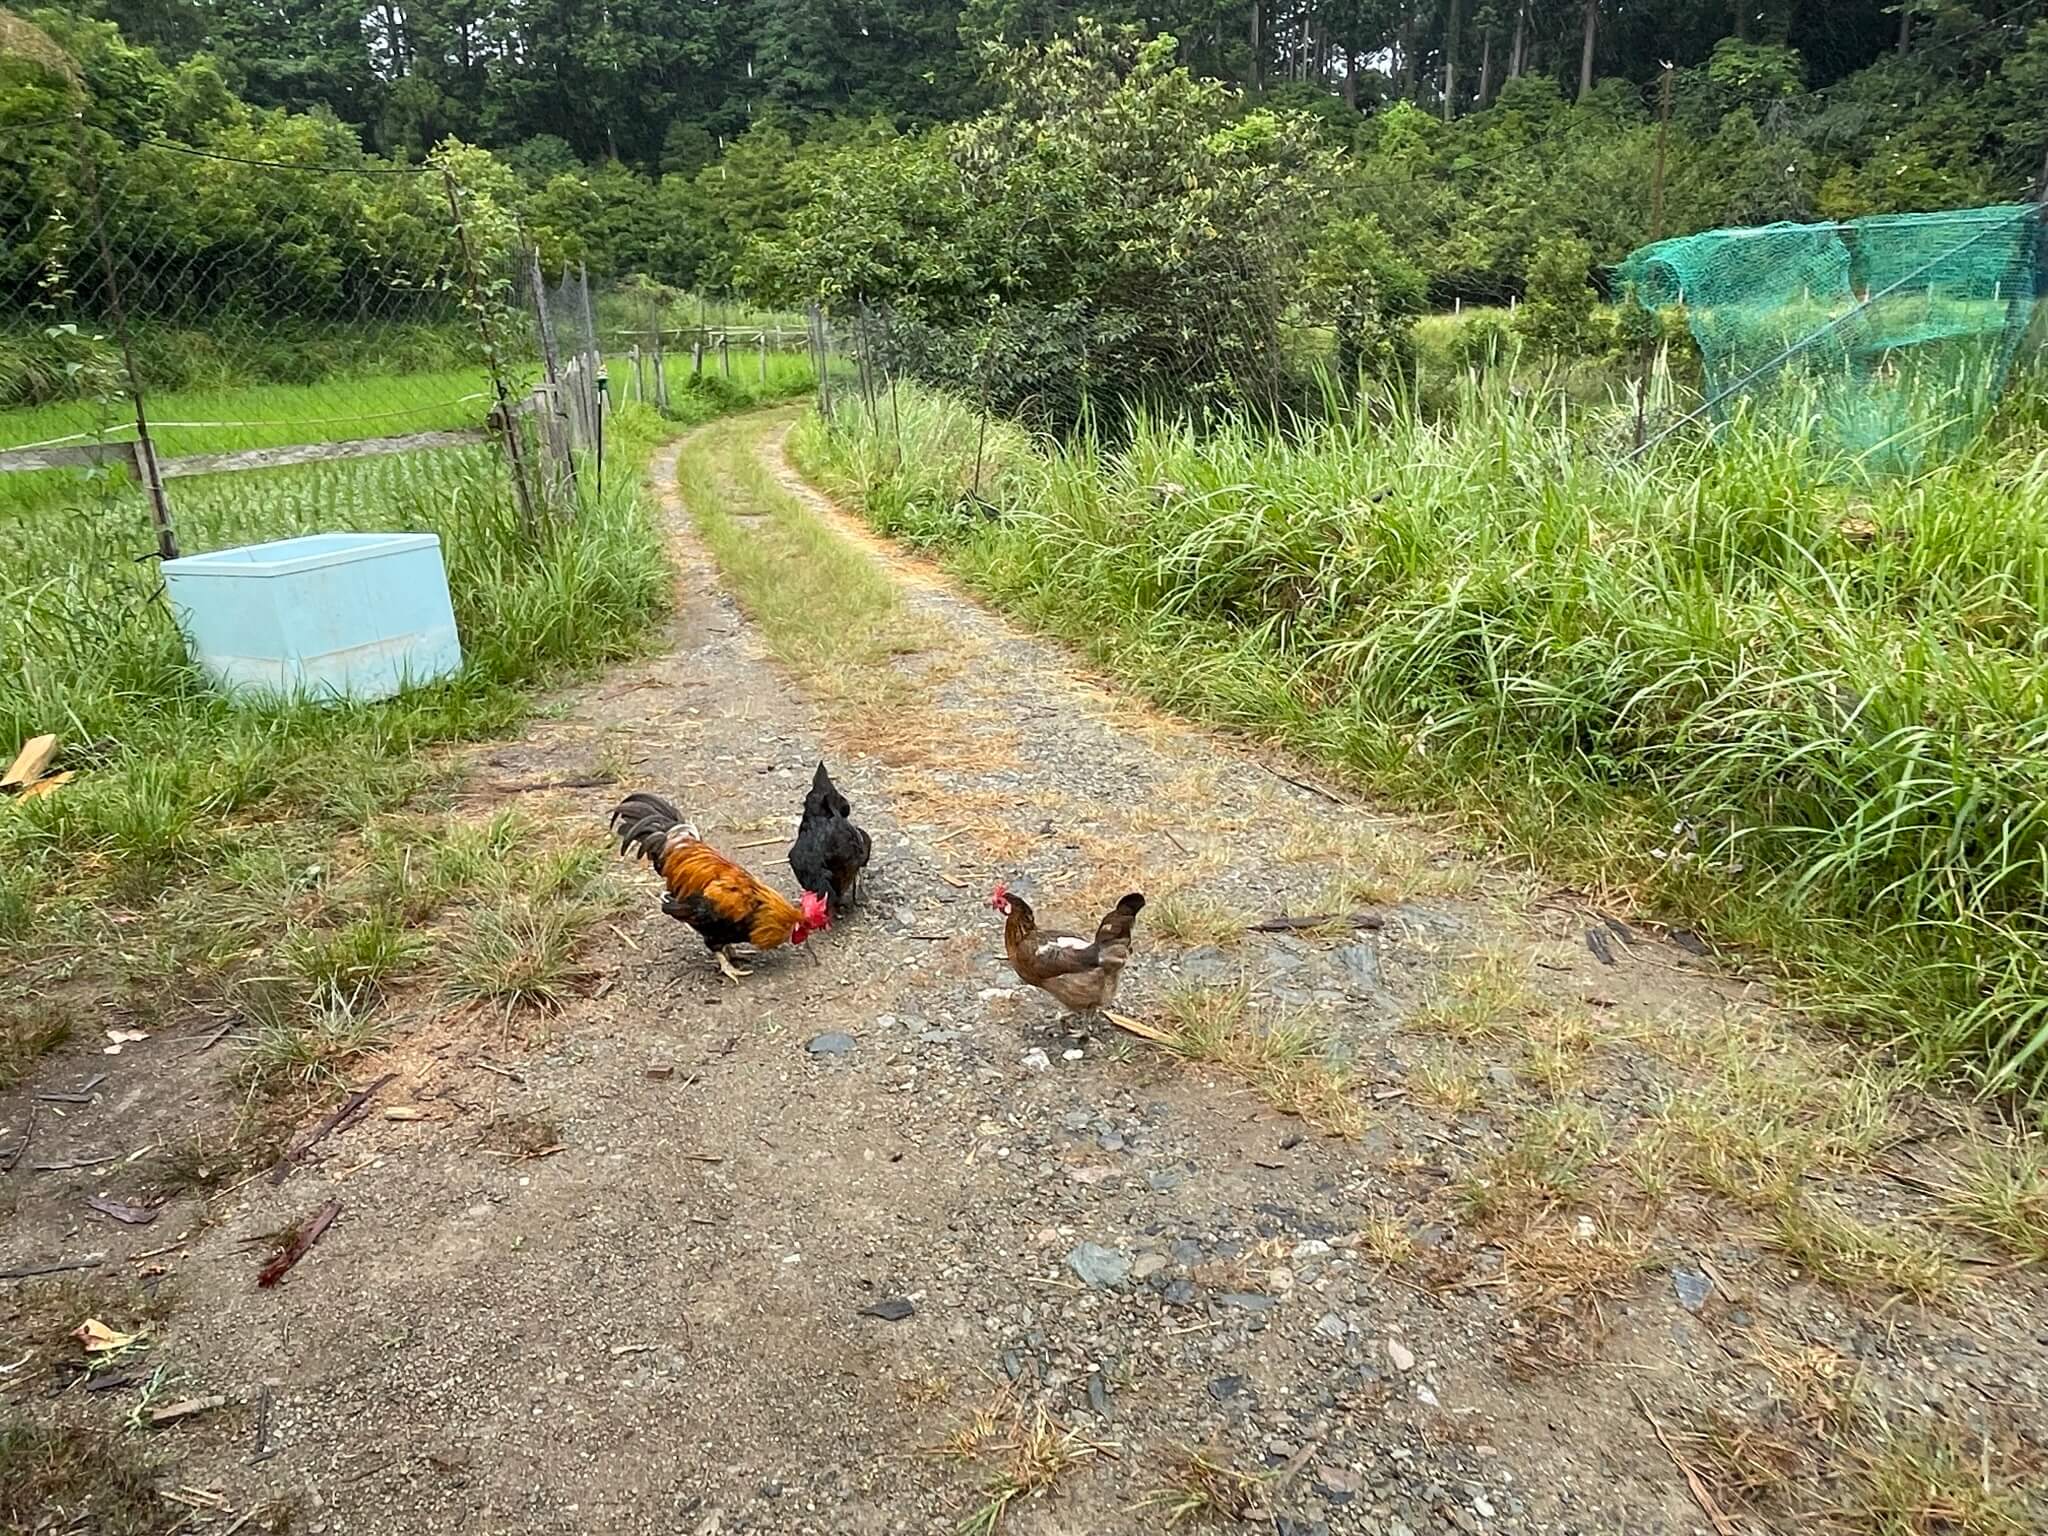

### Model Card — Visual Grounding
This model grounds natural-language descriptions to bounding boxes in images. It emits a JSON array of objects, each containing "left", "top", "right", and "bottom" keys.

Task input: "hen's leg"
[{"left": 717, "top": 947, "right": 753, "bottom": 982}]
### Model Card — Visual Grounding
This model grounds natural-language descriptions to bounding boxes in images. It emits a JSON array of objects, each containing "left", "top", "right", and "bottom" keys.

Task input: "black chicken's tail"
[
  {"left": 609, "top": 791, "right": 685, "bottom": 864},
  {"left": 1094, "top": 892, "right": 1146, "bottom": 947}
]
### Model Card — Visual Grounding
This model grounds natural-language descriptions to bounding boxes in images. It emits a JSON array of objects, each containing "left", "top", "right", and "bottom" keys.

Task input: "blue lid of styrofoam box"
[{"left": 162, "top": 532, "right": 442, "bottom": 578}]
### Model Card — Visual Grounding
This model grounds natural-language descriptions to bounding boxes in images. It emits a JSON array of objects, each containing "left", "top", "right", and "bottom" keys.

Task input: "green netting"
[{"left": 1619, "top": 204, "right": 2043, "bottom": 475}]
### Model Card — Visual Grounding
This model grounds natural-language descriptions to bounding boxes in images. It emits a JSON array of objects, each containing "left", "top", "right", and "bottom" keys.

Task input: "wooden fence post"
[
  {"left": 526, "top": 248, "right": 576, "bottom": 506},
  {"left": 650, "top": 302, "right": 668, "bottom": 411},
  {"left": 631, "top": 343, "right": 644, "bottom": 403},
  {"left": 759, "top": 330, "right": 768, "bottom": 384},
  {"left": 692, "top": 330, "right": 705, "bottom": 378},
  {"left": 74, "top": 120, "right": 179, "bottom": 560},
  {"left": 719, "top": 332, "right": 731, "bottom": 380}
]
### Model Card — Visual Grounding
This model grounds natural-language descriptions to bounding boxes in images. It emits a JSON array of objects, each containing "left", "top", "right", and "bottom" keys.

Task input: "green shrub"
[
  {"left": 1513, "top": 235, "right": 1600, "bottom": 358},
  {"left": 1310, "top": 217, "right": 1428, "bottom": 387}
]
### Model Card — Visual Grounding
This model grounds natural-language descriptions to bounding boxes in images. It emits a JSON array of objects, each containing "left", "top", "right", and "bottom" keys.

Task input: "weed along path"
[{"left": 6, "top": 408, "right": 2047, "bottom": 1535}]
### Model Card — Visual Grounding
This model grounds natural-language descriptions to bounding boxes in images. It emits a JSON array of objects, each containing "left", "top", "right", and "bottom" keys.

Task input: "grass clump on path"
[{"left": 793, "top": 383, "right": 2048, "bottom": 1098}]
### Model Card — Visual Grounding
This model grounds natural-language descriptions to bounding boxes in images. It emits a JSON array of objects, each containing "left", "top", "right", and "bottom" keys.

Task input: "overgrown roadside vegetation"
[
  {"left": 685, "top": 414, "right": 2048, "bottom": 1532},
  {"left": 793, "top": 383, "right": 2048, "bottom": 1101},
  {"left": 0, "top": 367, "right": 809, "bottom": 1151}
]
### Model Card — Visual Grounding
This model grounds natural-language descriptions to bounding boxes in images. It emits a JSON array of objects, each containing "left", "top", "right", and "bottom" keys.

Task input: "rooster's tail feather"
[{"left": 610, "top": 791, "right": 692, "bottom": 863}]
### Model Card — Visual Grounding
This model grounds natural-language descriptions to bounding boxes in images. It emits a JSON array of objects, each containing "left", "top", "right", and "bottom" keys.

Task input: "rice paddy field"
[{"left": 794, "top": 371, "right": 2048, "bottom": 1104}]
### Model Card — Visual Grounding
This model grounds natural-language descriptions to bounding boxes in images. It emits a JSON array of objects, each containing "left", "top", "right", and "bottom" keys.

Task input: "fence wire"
[{"left": 1, "top": 119, "right": 550, "bottom": 555}]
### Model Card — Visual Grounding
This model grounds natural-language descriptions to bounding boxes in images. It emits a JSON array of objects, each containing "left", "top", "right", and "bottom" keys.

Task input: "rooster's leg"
[{"left": 716, "top": 947, "right": 753, "bottom": 982}]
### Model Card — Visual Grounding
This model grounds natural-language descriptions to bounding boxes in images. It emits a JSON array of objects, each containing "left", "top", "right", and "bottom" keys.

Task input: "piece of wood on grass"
[
  {"left": 1, "top": 734, "right": 58, "bottom": 792},
  {"left": 256, "top": 1200, "right": 341, "bottom": 1288},
  {"left": 150, "top": 1394, "right": 228, "bottom": 1427}
]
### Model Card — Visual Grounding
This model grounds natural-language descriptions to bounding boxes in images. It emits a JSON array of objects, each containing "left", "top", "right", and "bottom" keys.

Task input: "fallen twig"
[
  {"left": 1101, "top": 1010, "right": 1178, "bottom": 1047},
  {"left": 1246, "top": 911, "right": 1385, "bottom": 934},
  {"left": 1633, "top": 1389, "right": 1737, "bottom": 1536},
  {"left": 1259, "top": 761, "right": 1347, "bottom": 806},
  {"left": 185, "top": 1020, "right": 239, "bottom": 1056},
  {"left": 0, "top": 1105, "right": 34, "bottom": 1171},
  {"left": 257, "top": 1200, "right": 342, "bottom": 1288},
  {"left": 473, "top": 1060, "right": 525, "bottom": 1083},
  {"left": 249, "top": 1383, "right": 272, "bottom": 1461},
  {"left": 269, "top": 1072, "right": 397, "bottom": 1185},
  {"left": 32, "top": 1153, "right": 116, "bottom": 1172},
  {"left": 487, "top": 773, "right": 618, "bottom": 794},
  {"left": 1, "top": 1254, "right": 105, "bottom": 1280}
]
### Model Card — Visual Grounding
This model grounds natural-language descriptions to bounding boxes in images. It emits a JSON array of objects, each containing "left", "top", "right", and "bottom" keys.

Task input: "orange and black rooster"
[
  {"left": 611, "top": 792, "right": 829, "bottom": 981},
  {"left": 990, "top": 882, "right": 1145, "bottom": 1021}
]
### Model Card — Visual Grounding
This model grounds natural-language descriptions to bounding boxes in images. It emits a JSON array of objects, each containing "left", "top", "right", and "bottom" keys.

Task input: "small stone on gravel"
[
  {"left": 1673, "top": 1266, "right": 1713, "bottom": 1313},
  {"left": 1314, "top": 1311, "right": 1348, "bottom": 1339},
  {"left": 806, "top": 1032, "right": 857, "bottom": 1056},
  {"left": 1217, "top": 1293, "right": 1277, "bottom": 1314},
  {"left": 1163, "top": 1279, "right": 1198, "bottom": 1308},
  {"left": 857, "top": 1297, "right": 914, "bottom": 1322},
  {"left": 1020, "top": 1048, "right": 1052, "bottom": 1073},
  {"left": 1066, "top": 1242, "right": 1131, "bottom": 1289},
  {"left": 1207, "top": 1375, "right": 1243, "bottom": 1400},
  {"left": 1086, "top": 1371, "right": 1110, "bottom": 1417},
  {"left": 1130, "top": 1253, "right": 1169, "bottom": 1282},
  {"left": 1387, "top": 1339, "right": 1416, "bottom": 1372}
]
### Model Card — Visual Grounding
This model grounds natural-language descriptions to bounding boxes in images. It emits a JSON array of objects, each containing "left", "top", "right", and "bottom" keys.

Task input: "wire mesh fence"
[{"left": 0, "top": 118, "right": 553, "bottom": 555}]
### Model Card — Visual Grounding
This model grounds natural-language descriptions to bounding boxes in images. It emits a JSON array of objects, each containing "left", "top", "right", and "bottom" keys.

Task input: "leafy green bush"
[
  {"left": 1512, "top": 235, "right": 1600, "bottom": 358},
  {"left": 1309, "top": 217, "right": 1427, "bottom": 386},
  {"left": 750, "top": 25, "right": 1333, "bottom": 426}
]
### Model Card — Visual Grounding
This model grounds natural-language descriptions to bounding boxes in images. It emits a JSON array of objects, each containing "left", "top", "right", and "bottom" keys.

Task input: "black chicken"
[{"left": 788, "top": 761, "right": 871, "bottom": 917}]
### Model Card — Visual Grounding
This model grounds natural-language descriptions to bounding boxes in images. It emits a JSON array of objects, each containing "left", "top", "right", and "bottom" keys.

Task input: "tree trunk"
[
  {"left": 380, "top": 1, "right": 409, "bottom": 71},
  {"left": 1897, "top": 1, "right": 1912, "bottom": 55},
  {"left": 1343, "top": 47, "right": 1359, "bottom": 108},
  {"left": 1443, "top": 0, "right": 1462, "bottom": 120},
  {"left": 1477, "top": 25, "right": 1493, "bottom": 105},
  {"left": 1578, "top": 0, "right": 1598, "bottom": 99},
  {"left": 1733, "top": 0, "right": 1748, "bottom": 42},
  {"left": 1249, "top": 0, "right": 1261, "bottom": 90},
  {"left": 1398, "top": 3, "right": 1418, "bottom": 97},
  {"left": 1509, "top": 1, "right": 1526, "bottom": 78}
]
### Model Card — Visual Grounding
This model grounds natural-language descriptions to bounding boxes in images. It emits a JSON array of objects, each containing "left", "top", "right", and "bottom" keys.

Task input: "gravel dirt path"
[{"left": 5, "top": 409, "right": 2044, "bottom": 1536}]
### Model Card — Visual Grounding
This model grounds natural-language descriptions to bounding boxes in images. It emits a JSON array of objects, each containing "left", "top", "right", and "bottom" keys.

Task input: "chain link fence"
[{"left": 1, "top": 118, "right": 549, "bottom": 556}]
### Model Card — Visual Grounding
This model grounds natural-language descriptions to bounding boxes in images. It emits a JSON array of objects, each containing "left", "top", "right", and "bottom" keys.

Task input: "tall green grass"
[{"left": 794, "top": 381, "right": 2048, "bottom": 1097}]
